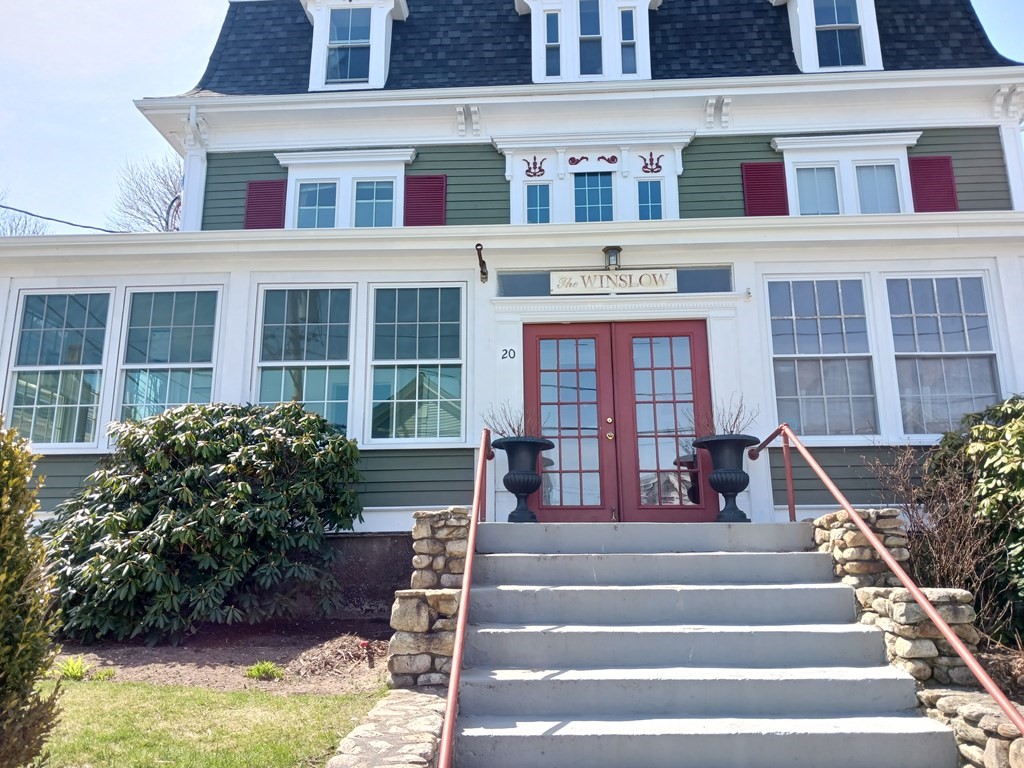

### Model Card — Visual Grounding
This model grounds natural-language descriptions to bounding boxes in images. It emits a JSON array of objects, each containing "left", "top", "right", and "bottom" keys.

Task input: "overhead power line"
[{"left": 0, "top": 203, "right": 123, "bottom": 234}]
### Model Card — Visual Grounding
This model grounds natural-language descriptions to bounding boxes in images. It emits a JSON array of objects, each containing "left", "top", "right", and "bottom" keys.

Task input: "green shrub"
[
  {"left": 245, "top": 661, "right": 285, "bottom": 681},
  {"left": 46, "top": 402, "right": 362, "bottom": 644},
  {"left": 51, "top": 657, "right": 91, "bottom": 683},
  {"left": 0, "top": 423, "right": 60, "bottom": 768}
]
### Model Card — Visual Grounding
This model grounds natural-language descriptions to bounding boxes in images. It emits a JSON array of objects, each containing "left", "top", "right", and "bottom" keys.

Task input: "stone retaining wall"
[
  {"left": 388, "top": 507, "right": 470, "bottom": 689},
  {"left": 856, "top": 587, "right": 981, "bottom": 685},
  {"left": 811, "top": 507, "right": 909, "bottom": 588},
  {"left": 918, "top": 688, "right": 1024, "bottom": 768}
]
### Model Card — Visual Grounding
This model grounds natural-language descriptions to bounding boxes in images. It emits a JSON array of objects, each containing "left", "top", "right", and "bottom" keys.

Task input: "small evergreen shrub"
[
  {"left": 46, "top": 402, "right": 362, "bottom": 644},
  {"left": 0, "top": 423, "right": 60, "bottom": 768}
]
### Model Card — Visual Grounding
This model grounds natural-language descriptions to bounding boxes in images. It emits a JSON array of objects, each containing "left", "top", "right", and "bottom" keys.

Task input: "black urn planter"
[
  {"left": 491, "top": 436, "right": 555, "bottom": 523},
  {"left": 692, "top": 434, "right": 760, "bottom": 523}
]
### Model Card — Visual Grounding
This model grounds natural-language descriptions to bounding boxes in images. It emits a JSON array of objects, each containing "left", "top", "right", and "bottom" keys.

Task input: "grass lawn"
[{"left": 41, "top": 681, "right": 386, "bottom": 768}]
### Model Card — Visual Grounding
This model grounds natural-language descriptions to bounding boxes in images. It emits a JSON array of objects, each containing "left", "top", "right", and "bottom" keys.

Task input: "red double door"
[{"left": 524, "top": 321, "right": 716, "bottom": 523}]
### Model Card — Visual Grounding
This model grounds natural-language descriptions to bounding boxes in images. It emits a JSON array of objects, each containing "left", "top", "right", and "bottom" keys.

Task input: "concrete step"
[
  {"left": 477, "top": 522, "right": 813, "bottom": 554},
  {"left": 464, "top": 622, "right": 887, "bottom": 668},
  {"left": 458, "top": 665, "right": 919, "bottom": 717},
  {"left": 455, "top": 714, "right": 957, "bottom": 768},
  {"left": 473, "top": 551, "right": 835, "bottom": 586},
  {"left": 468, "top": 582, "right": 856, "bottom": 625}
]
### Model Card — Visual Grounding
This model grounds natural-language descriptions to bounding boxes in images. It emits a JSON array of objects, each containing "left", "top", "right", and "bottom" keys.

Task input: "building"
[{"left": 2, "top": 0, "right": 1023, "bottom": 530}]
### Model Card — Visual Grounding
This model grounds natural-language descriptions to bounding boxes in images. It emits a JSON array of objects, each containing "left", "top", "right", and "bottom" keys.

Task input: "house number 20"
[{"left": 501, "top": 349, "right": 517, "bottom": 359}]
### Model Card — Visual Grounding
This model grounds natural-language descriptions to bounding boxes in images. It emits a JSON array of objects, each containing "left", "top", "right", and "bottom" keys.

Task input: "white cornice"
[
  {"left": 275, "top": 148, "right": 416, "bottom": 166},
  {"left": 770, "top": 131, "right": 922, "bottom": 152},
  {"left": 2, "top": 213, "right": 1023, "bottom": 265},
  {"left": 492, "top": 131, "right": 695, "bottom": 151}
]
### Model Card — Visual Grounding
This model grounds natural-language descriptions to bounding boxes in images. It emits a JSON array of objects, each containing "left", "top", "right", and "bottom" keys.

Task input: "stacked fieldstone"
[
  {"left": 410, "top": 507, "right": 469, "bottom": 589},
  {"left": 811, "top": 508, "right": 909, "bottom": 588},
  {"left": 918, "top": 688, "right": 1024, "bottom": 768},
  {"left": 388, "top": 507, "right": 471, "bottom": 689},
  {"left": 856, "top": 587, "right": 981, "bottom": 684}
]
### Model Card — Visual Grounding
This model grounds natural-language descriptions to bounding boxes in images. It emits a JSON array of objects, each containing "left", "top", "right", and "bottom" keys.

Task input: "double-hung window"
[
  {"left": 9, "top": 292, "right": 109, "bottom": 444},
  {"left": 545, "top": 12, "right": 561, "bottom": 77},
  {"left": 371, "top": 287, "right": 463, "bottom": 440},
  {"left": 326, "top": 8, "right": 372, "bottom": 83},
  {"left": 120, "top": 290, "right": 217, "bottom": 421},
  {"left": 257, "top": 288, "right": 351, "bottom": 431},
  {"left": 814, "top": 0, "right": 864, "bottom": 67},
  {"left": 354, "top": 181, "right": 395, "bottom": 228},
  {"left": 855, "top": 165, "right": 900, "bottom": 214},
  {"left": 578, "top": 0, "right": 602, "bottom": 75},
  {"left": 574, "top": 172, "right": 613, "bottom": 222},
  {"left": 297, "top": 182, "right": 338, "bottom": 229},
  {"left": 769, "top": 279, "right": 878, "bottom": 435},
  {"left": 620, "top": 10, "right": 637, "bottom": 75},
  {"left": 887, "top": 277, "right": 1000, "bottom": 434}
]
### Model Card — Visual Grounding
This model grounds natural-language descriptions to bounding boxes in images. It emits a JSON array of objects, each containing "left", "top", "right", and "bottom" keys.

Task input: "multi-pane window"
[
  {"left": 9, "top": 293, "right": 109, "bottom": 444},
  {"left": 526, "top": 184, "right": 551, "bottom": 224},
  {"left": 354, "top": 181, "right": 394, "bottom": 228},
  {"left": 574, "top": 172, "right": 613, "bottom": 222},
  {"left": 769, "top": 280, "right": 877, "bottom": 435},
  {"left": 637, "top": 180, "right": 663, "bottom": 221},
  {"left": 121, "top": 291, "right": 216, "bottom": 421},
  {"left": 620, "top": 10, "right": 637, "bottom": 75},
  {"left": 372, "top": 287, "right": 462, "bottom": 440},
  {"left": 326, "top": 8, "right": 372, "bottom": 83},
  {"left": 578, "top": 0, "right": 602, "bottom": 75},
  {"left": 545, "top": 12, "right": 561, "bottom": 77},
  {"left": 814, "top": 0, "right": 864, "bottom": 67},
  {"left": 297, "top": 182, "right": 338, "bottom": 228},
  {"left": 887, "top": 277, "right": 999, "bottom": 434},
  {"left": 258, "top": 288, "right": 351, "bottom": 430},
  {"left": 796, "top": 167, "right": 840, "bottom": 215},
  {"left": 856, "top": 164, "right": 900, "bottom": 214}
]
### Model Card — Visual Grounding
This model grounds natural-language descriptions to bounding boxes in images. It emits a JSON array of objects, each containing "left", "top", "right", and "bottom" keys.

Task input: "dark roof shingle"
[{"left": 188, "top": 0, "right": 1017, "bottom": 98}]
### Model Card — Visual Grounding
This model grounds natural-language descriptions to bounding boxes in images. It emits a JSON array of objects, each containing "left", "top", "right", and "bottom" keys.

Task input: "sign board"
[{"left": 550, "top": 269, "right": 678, "bottom": 295}]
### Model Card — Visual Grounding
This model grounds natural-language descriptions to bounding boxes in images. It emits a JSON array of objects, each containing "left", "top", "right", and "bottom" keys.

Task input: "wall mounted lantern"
[{"left": 603, "top": 245, "right": 622, "bottom": 271}]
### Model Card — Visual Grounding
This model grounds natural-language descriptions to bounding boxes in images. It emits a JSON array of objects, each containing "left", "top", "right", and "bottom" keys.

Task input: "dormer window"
[
  {"left": 303, "top": 0, "right": 408, "bottom": 91},
  {"left": 517, "top": 0, "right": 660, "bottom": 84},
  {"left": 327, "top": 8, "right": 372, "bottom": 83},
  {"left": 772, "top": 0, "right": 881, "bottom": 73}
]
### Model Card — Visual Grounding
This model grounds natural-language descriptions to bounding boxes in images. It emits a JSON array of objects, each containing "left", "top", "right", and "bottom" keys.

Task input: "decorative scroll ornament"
[
  {"left": 598, "top": 155, "right": 618, "bottom": 164},
  {"left": 568, "top": 156, "right": 589, "bottom": 165},
  {"left": 640, "top": 153, "right": 664, "bottom": 174},
  {"left": 523, "top": 156, "right": 547, "bottom": 178}
]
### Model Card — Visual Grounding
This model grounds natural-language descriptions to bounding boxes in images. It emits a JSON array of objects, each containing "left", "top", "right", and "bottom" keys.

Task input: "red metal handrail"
[
  {"left": 437, "top": 429, "right": 492, "bottom": 768},
  {"left": 749, "top": 423, "right": 1024, "bottom": 735}
]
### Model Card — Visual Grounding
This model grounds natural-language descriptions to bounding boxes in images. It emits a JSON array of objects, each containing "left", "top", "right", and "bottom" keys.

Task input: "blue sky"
[{"left": 0, "top": 0, "right": 1020, "bottom": 235}]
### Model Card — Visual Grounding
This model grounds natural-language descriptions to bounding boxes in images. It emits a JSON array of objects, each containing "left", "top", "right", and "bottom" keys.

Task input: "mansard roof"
[{"left": 189, "top": 0, "right": 1017, "bottom": 98}]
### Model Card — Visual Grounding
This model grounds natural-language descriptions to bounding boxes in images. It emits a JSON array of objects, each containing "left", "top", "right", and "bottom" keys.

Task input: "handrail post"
[{"left": 782, "top": 431, "right": 796, "bottom": 522}]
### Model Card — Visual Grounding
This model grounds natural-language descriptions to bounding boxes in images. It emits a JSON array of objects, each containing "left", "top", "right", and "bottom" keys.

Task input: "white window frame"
[
  {"left": 253, "top": 283, "right": 356, "bottom": 433},
  {"left": 304, "top": 0, "right": 408, "bottom": 91},
  {"left": 516, "top": 0, "right": 659, "bottom": 83},
  {"left": 366, "top": 283, "right": 467, "bottom": 445},
  {"left": 296, "top": 180, "right": 340, "bottom": 229},
  {"left": 774, "top": 0, "right": 882, "bottom": 73},
  {"left": 276, "top": 149, "right": 416, "bottom": 230},
  {"left": 760, "top": 264, "right": 1009, "bottom": 447},
  {"left": 117, "top": 288, "right": 222, "bottom": 423},
  {"left": 772, "top": 132, "right": 921, "bottom": 216},
  {"left": 4, "top": 289, "right": 115, "bottom": 450},
  {"left": 352, "top": 178, "right": 397, "bottom": 228},
  {"left": 494, "top": 131, "right": 691, "bottom": 224}
]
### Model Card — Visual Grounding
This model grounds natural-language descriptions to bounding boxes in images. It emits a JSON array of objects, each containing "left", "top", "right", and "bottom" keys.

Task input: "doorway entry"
[{"left": 523, "top": 320, "right": 715, "bottom": 522}]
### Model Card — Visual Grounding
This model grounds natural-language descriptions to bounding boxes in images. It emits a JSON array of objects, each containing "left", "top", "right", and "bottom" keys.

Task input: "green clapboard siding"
[
  {"left": 909, "top": 128, "right": 1012, "bottom": 212},
  {"left": 201, "top": 145, "right": 509, "bottom": 230},
  {"left": 32, "top": 448, "right": 473, "bottom": 512},
  {"left": 408, "top": 145, "right": 509, "bottom": 225},
  {"left": 33, "top": 455, "right": 102, "bottom": 512},
  {"left": 202, "top": 152, "right": 288, "bottom": 231},
  {"left": 678, "top": 136, "right": 778, "bottom": 218},
  {"left": 768, "top": 446, "right": 923, "bottom": 508},
  {"left": 358, "top": 448, "right": 475, "bottom": 508}
]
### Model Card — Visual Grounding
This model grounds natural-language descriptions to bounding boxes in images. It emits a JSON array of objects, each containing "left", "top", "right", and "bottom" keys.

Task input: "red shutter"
[
  {"left": 404, "top": 175, "right": 447, "bottom": 226},
  {"left": 243, "top": 179, "right": 287, "bottom": 229},
  {"left": 909, "top": 156, "right": 959, "bottom": 213},
  {"left": 741, "top": 162, "right": 789, "bottom": 216}
]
